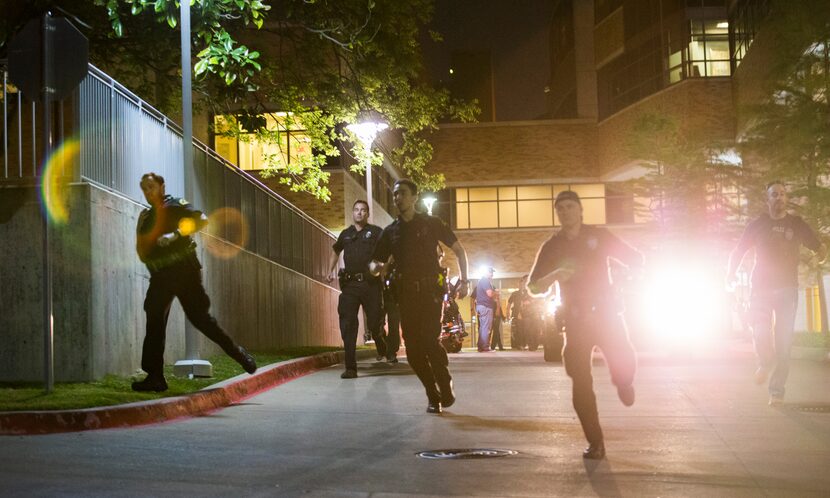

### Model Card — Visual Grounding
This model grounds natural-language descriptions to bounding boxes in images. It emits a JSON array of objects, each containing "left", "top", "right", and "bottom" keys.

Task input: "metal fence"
[{"left": 1, "top": 63, "right": 336, "bottom": 284}]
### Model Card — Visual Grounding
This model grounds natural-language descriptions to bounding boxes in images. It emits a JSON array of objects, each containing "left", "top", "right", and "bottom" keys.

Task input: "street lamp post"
[{"left": 346, "top": 117, "right": 387, "bottom": 223}]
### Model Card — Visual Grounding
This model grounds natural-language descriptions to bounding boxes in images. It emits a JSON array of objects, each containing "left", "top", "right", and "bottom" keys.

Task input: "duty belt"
[
  {"left": 339, "top": 270, "right": 372, "bottom": 283},
  {"left": 145, "top": 249, "right": 198, "bottom": 273}
]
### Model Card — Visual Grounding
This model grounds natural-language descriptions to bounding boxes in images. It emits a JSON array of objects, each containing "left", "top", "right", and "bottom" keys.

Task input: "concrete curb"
[{"left": 0, "top": 349, "right": 378, "bottom": 436}]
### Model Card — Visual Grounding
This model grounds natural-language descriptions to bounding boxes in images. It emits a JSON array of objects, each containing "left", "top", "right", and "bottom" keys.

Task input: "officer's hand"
[
  {"left": 368, "top": 260, "right": 384, "bottom": 277},
  {"left": 156, "top": 231, "right": 179, "bottom": 247}
]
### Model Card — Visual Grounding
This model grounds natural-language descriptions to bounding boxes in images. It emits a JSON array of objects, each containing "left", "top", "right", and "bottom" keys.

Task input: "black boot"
[
  {"left": 426, "top": 386, "right": 442, "bottom": 414},
  {"left": 131, "top": 376, "right": 168, "bottom": 392},
  {"left": 232, "top": 346, "right": 257, "bottom": 374},
  {"left": 438, "top": 379, "right": 456, "bottom": 408}
]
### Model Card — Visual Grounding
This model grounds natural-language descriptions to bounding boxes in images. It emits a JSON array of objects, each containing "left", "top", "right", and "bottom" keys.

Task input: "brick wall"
[
  {"left": 429, "top": 120, "right": 599, "bottom": 183},
  {"left": 596, "top": 78, "right": 736, "bottom": 177}
]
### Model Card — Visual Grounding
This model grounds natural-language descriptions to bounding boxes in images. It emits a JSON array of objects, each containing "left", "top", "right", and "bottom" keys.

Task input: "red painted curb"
[{"left": 0, "top": 350, "right": 354, "bottom": 436}]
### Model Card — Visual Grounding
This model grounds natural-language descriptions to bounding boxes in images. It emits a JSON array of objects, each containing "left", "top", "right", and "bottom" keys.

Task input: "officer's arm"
[
  {"left": 449, "top": 240, "right": 470, "bottom": 298},
  {"left": 327, "top": 249, "right": 341, "bottom": 283},
  {"left": 726, "top": 222, "right": 756, "bottom": 283},
  {"left": 527, "top": 239, "right": 561, "bottom": 296}
]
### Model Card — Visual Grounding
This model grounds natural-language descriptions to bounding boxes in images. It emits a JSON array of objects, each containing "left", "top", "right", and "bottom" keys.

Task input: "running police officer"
[
  {"left": 527, "top": 190, "right": 643, "bottom": 459},
  {"left": 727, "top": 180, "right": 826, "bottom": 405},
  {"left": 327, "top": 200, "right": 387, "bottom": 378},
  {"left": 369, "top": 179, "right": 470, "bottom": 413},
  {"left": 133, "top": 173, "right": 256, "bottom": 392}
]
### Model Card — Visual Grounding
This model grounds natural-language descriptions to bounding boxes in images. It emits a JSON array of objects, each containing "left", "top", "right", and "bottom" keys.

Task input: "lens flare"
[
  {"left": 40, "top": 139, "right": 80, "bottom": 225},
  {"left": 205, "top": 207, "right": 249, "bottom": 260},
  {"left": 178, "top": 217, "right": 197, "bottom": 236}
]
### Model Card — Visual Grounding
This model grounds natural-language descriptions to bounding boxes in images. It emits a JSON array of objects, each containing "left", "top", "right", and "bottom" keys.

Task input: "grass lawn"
[
  {"left": 793, "top": 332, "right": 830, "bottom": 348},
  {"left": 0, "top": 346, "right": 345, "bottom": 412}
]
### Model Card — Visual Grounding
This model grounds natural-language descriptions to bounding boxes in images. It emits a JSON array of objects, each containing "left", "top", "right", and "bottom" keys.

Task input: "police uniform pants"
[
  {"left": 749, "top": 287, "right": 798, "bottom": 398},
  {"left": 562, "top": 308, "right": 637, "bottom": 445},
  {"left": 338, "top": 281, "right": 385, "bottom": 371},
  {"left": 397, "top": 287, "right": 450, "bottom": 402},
  {"left": 143, "top": 259, "right": 238, "bottom": 379},
  {"left": 384, "top": 296, "right": 402, "bottom": 359}
]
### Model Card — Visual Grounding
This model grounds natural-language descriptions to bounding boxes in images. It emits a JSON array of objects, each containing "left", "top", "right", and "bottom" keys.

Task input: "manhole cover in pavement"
[
  {"left": 416, "top": 448, "right": 519, "bottom": 460},
  {"left": 790, "top": 403, "right": 830, "bottom": 413}
]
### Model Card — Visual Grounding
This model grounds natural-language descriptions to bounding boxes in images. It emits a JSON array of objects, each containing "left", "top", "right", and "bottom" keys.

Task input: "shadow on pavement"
[
  {"left": 443, "top": 413, "right": 572, "bottom": 433},
  {"left": 583, "top": 459, "right": 622, "bottom": 497}
]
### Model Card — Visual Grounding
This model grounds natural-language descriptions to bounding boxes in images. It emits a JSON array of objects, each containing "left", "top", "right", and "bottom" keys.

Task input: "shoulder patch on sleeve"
[{"left": 179, "top": 198, "right": 188, "bottom": 205}]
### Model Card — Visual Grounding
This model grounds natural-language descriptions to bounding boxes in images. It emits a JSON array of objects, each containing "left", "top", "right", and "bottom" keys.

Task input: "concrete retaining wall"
[{"left": 0, "top": 183, "right": 340, "bottom": 382}]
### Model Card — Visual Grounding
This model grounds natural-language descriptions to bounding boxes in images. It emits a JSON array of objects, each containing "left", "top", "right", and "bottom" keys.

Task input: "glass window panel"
[
  {"left": 214, "top": 134, "right": 238, "bottom": 165},
  {"left": 582, "top": 198, "right": 606, "bottom": 225},
  {"left": 706, "top": 38, "right": 730, "bottom": 59},
  {"left": 552, "top": 185, "right": 570, "bottom": 198},
  {"left": 456, "top": 188, "right": 468, "bottom": 202},
  {"left": 691, "top": 19, "right": 704, "bottom": 35},
  {"left": 669, "top": 66, "right": 683, "bottom": 83},
  {"left": 634, "top": 196, "right": 653, "bottom": 223},
  {"left": 469, "top": 187, "right": 498, "bottom": 201},
  {"left": 499, "top": 201, "right": 517, "bottom": 227},
  {"left": 518, "top": 200, "right": 553, "bottom": 227},
  {"left": 708, "top": 60, "right": 731, "bottom": 76},
  {"left": 704, "top": 20, "right": 729, "bottom": 34},
  {"left": 455, "top": 203, "right": 469, "bottom": 229},
  {"left": 570, "top": 183, "right": 605, "bottom": 199},
  {"left": 469, "top": 202, "right": 499, "bottom": 228},
  {"left": 517, "top": 185, "right": 552, "bottom": 200},
  {"left": 691, "top": 60, "right": 705, "bottom": 77},
  {"left": 498, "top": 186, "right": 516, "bottom": 200},
  {"left": 668, "top": 50, "right": 682, "bottom": 68}
]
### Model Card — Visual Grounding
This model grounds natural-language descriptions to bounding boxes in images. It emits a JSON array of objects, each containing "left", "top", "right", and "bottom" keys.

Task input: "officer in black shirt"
[
  {"left": 370, "top": 179, "right": 470, "bottom": 413},
  {"left": 727, "top": 181, "right": 826, "bottom": 405},
  {"left": 133, "top": 173, "right": 256, "bottom": 392},
  {"left": 528, "top": 190, "right": 643, "bottom": 459},
  {"left": 327, "top": 200, "right": 387, "bottom": 378}
]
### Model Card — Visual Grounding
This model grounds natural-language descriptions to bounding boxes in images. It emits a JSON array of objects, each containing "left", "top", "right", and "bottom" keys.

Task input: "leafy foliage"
[
  {"left": 623, "top": 112, "right": 746, "bottom": 238},
  {"left": 0, "top": 1, "right": 477, "bottom": 201}
]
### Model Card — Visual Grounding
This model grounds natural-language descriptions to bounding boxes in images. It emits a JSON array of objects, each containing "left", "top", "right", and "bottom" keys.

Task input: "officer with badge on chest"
[
  {"left": 527, "top": 190, "right": 643, "bottom": 459},
  {"left": 327, "top": 200, "right": 387, "bottom": 379},
  {"left": 369, "top": 179, "right": 470, "bottom": 414},
  {"left": 133, "top": 173, "right": 257, "bottom": 392}
]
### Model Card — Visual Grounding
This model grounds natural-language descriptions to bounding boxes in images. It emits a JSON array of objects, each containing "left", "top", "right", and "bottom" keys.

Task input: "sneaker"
[
  {"left": 131, "top": 376, "right": 168, "bottom": 392},
  {"left": 768, "top": 395, "right": 784, "bottom": 406},
  {"left": 341, "top": 369, "right": 357, "bottom": 379},
  {"left": 233, "top": 346, "right": 258, "bottom": 374},
  {"left": 754, "top": 367, "right": 769, "bottom": 385},
  {"left": 376, "top": 355, "right": 385, "bottom": 362},
  {"left": 617, "top": 384, "right": 636, "bottom": 407}
]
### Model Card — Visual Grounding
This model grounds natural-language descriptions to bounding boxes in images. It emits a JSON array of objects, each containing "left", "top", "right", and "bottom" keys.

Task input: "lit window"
[{"left": 213, "top": 113, "right": 311, "bottom": 171}]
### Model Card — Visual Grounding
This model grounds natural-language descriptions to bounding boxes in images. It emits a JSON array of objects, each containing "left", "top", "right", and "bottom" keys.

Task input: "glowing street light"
[
  {"left": 346, "top": 113, "right": 388, "bottom": 223},
  {"left": 422, "top": 194, "right": 437, "bottom": 215}
]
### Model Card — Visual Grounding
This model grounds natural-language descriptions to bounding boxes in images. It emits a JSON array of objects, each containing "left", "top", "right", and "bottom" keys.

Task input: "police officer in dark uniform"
[
  {"left": 727, "top": 181, "right": 826, "bottom": 405},
  {"left": 528, "top": 190, "right": 643, "bottom": 459},
  {"left": 327, "top": 200, "right": 387, "bottom": 378},
  {"left": 133, "top": 173, "right": 257, "bottom": 392},
  {"left": 369, "top": 179, "right": 470, "bottom": 413},
  {"left": 382, "top": 261, "right": 402, "bottom": 363}
]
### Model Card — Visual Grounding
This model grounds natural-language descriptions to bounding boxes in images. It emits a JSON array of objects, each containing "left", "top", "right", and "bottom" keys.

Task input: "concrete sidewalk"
[{"left": 1, "top": 342, "right": 829, "bottom": 496}]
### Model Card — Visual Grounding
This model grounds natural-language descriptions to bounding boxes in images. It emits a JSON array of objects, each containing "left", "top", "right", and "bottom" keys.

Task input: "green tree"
[
  {"left": 739, "top": 0, "right": 830, "bottom": 333},
  {"left": 623, "top": 112, "right": 746, "bottom": 240}
]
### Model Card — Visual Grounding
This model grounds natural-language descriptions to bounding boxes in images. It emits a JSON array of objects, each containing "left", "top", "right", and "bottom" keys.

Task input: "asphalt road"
[{"left": 2, "top": 348, "right": 829, "bottom": 497}]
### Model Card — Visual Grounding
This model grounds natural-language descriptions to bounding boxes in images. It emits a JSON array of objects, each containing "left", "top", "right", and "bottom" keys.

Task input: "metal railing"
[{"left": 1, "top": 63, "right": 336, "bottom": 284}]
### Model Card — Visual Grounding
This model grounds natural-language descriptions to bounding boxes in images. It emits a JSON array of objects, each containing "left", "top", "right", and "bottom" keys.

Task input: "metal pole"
[
  {"left": 173, "top": 1, "right": 211, "bottom": 378},
  {"left": 181, "top": 0, "right": 197, "bottom": 361},
  {"left": 41, "top": 12, "right": 55, "bottom": 393},
  {"left": 365, "top": 157, "right": 373, "bottom": 224}
]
